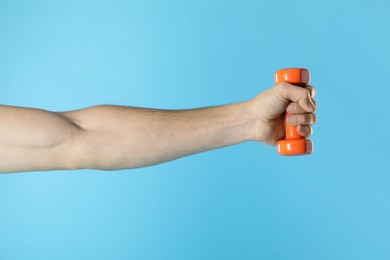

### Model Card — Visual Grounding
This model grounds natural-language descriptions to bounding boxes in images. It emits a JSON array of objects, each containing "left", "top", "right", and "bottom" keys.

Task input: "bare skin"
[{"left": 0, "top": 82, "right": 316, "bottom": 173}]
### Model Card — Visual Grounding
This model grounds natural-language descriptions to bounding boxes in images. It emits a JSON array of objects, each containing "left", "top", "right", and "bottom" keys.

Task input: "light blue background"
[{"left": 0, "top": 0, "right": 389, "bottom": 259}]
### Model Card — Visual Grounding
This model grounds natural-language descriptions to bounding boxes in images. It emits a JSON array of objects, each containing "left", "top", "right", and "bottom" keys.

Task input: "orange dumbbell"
[{"left": 274, "top": 68, "right": 313, "bottom": 156}]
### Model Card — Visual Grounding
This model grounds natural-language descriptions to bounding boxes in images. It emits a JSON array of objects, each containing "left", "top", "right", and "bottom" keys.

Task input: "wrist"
[{"left": 228, "top": 101, "right": 257, "bottom": 143}]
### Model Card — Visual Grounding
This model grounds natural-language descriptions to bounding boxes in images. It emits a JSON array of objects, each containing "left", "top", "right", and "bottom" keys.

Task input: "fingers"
[
  {"left": 287, "top": 113, "right": 317, "bottom": 126},
  {"left": 286, "top": 100, "right": 316, "bottom": 114},
  {"left": 275, "top": 82, "right": 316, "bottom": 113},
  {"left": 282, "top": 83, "right": 317, "bottom": 137},
  {"left": 297, "top": 125, "right": 313, "bottom": 138},
  {"left": 274, "top": 82, "right": 317, "bottom": 138}
]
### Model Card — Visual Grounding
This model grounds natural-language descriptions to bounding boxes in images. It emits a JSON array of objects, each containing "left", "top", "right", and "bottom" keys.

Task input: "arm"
[{"left": 0, "top": 83, "right": 316, "bottom": 173}]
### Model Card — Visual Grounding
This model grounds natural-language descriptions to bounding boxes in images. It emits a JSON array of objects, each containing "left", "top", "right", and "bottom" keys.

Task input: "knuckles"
[{"left": 276, "top": 82, "right": 290, "bottom": 88}]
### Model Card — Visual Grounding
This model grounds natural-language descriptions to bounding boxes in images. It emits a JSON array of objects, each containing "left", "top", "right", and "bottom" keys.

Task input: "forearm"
[{"left": 65, "top": 103, "right": 254, "bottom": 170}]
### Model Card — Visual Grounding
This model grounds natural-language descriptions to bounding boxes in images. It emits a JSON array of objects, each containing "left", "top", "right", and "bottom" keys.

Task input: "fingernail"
[
  {"left": 288, "top": 116, "right": 297, "bottom": 124},
  {"left": 309, "top": 97, "right": 316, "bottom": 110}
]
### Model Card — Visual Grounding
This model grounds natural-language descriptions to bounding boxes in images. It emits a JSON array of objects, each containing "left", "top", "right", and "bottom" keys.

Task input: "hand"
[{"left": 245, "top": 82, "right": 317, "bottom": 145}]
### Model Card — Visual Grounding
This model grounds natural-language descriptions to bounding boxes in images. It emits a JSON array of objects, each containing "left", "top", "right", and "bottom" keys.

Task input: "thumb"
[{"left": 274, "top": 82, "right": 316, "bottom": 112}]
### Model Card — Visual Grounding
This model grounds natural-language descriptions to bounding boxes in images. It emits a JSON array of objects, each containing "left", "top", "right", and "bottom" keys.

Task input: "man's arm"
[
  {"left": 0, "top": 83, "right": 316, "bottom": 173},
  {"left": 0, "top": 103, "right": 252, "bottom": 173}
]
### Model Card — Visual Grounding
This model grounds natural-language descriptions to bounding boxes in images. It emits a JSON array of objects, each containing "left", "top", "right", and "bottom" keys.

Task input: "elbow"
[
  {"left": 59, "top": 127, "right": 113, "bottom": 171},
  {"left": 57, "top": 125, "right": 88, "bottom": 171}
]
